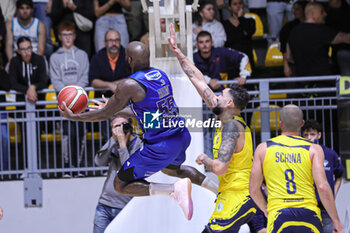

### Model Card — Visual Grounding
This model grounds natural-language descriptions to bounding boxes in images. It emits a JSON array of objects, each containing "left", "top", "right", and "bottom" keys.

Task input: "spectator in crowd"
[
  {"left": 9, "top": 36, "right": 48, "bottom": 102},
  {"left": 0, "top": 68, "right": 10, "bottom": 171},
  {"left": 279, "top": 0, "right": 306, "bottom": 77},
  {"left": 93, "top": 114, "right": 142, "bottom": 233},
  {"left": 32, "top": 0, "right": 53, "bottom": 57},
  {"left": 89, "top": 29, "right": 129, "bottom": 98},
  {"left": 192, "top": 0, "right": 226, "bottom": 50},
  {"left": 194, "top": 31, "right": 251, "bottom": 90},
  {"left": 0, "top": 206, "right": 3, "bottom": 220},
  {"left": 326, "top": 0, "right": 350, "bottom": 76},
  {"left": 49, "top": 21, "right": 89, "bottom": 176},
  {"left": 0, "top": 0, "right": 16, "bottom": 22},
  {"left": 302, "top": 119, "right": 344, "bottom": 233},
  {"left": 5, "top": 0, "right": 46, "bottom": 63},
  {"left": 48, "top": 0, "right": 95, "bottom": 58},
  {"left": 94, "top": 0, "right": 131, "bottom": 52},
  {"left": 223, "top": 0, "right": 256, "bottom": 73},
  {"left": 266, "top": 0, "right": 294, "bottom": 45},
  {"left": 124, "top": 0, "right": 149, "bottom": 42},
  {"left": 0, "top": 6, "right": 6, "bottom": 66},
  {"left": 287, "top": 2, "right": 350, "bottom": 77},
  {"left": 50, "top": 21, "right": 89, "bottom": 92}
]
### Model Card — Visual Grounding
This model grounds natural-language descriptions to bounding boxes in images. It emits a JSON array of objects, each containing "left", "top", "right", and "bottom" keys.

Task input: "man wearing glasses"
[
  {"left": 89, "top": 29, "right": 130, "bottom": 98},
  {"left": 9, "top": 36, "right": 48, "bottom": 102}
]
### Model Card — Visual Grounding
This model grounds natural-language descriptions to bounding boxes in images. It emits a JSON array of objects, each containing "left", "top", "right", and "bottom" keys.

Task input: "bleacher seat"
[
  {"left": 45, "top": 84, "right": 57, "bottom": 109},
  {"left": 250, "top": 105, "right": 281, "bottom": 132},
  {"left": 244, "top": 13, "right": 264, "bottom": 38},
  {"left": 5, "top": 94, "right": 16, "bottom": 110},
  {"left": 264, "top": 42, "right": 283, "bottom": 67},
  {"left": 8, "top": 118, "right": 21, "bottom": 143}
]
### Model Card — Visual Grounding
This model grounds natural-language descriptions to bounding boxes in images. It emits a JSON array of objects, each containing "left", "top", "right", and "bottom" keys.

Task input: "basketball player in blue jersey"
[
  {"left": 59, "top": 41, "right": 218, "bottom": 220},
  {"left": 169, "top": 24, "right": 257, "bottom": 232},
  {"left": 250, "top": 104, "right": 343, "bottom": 233}
]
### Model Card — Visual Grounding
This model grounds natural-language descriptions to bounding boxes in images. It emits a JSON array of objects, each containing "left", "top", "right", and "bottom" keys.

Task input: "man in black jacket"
[{"left": 9, "top": 36, "right": 48, "bottom": 102}]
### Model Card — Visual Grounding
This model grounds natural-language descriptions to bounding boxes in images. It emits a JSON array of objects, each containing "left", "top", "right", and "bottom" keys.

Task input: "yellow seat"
[
  {"left": 88, "top": 90, "right": 95, "bottom": 105},
  {"left": 250, "top": 105, "right": 281, "bottom": 132},
  {"left": 86, "top": 132, "right": 101, "bottom": 140},
  {"left": 269, "top": 93, "right": 287, "bottom": 99},
  {"left": 253, "top": 49, "right": 257, "bottom": 66},
  {"left": 244, "top": 13, "right": 264, "bottom": 37},
  {"left": 40, "top": 133, "right": 61, "bottom": 142},
  {"left": 265, "top": 42, "right": 283, "bottom": 67},
  {"left": 8, "top": 118, "right": 21, "bottom": 143},
  {"left": 45, "top": 84, "right": 58, "bottom": 109},
  {"left": 50, "top": 28, "right": 56, "bottom": 46}
]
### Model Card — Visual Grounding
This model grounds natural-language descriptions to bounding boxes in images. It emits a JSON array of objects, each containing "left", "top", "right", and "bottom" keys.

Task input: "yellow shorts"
[{"left": 206, "top": 190, "right": 257, "bottom": 232}]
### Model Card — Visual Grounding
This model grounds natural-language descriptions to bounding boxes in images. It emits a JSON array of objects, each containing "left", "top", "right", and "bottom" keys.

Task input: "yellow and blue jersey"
[
  {"left": 213, "top": 116, "right": 254, "bottom": 193},
  {"left": 263, "top": 135, "right": 320, "bottom": 217}
]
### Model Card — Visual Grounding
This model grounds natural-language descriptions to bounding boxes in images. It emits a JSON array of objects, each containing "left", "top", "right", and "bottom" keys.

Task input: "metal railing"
[{"left": 0, "top": 75, "right": 340, "bottom": 180}]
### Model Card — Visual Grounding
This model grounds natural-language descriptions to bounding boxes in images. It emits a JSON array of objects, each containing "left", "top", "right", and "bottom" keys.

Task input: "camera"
[{"left": 122, "top": 122, "right": 133, "bottom": 134}]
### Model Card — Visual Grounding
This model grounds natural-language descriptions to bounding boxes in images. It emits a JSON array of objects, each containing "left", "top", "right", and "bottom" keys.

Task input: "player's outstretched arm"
[
  {"left": 249, "top": 142, "right": 268, "bottom": 217},
  {"left": 168, "top": 24, "right": 218, "bottom": 109},
  {"left": 59, "top": 79, "right": 145, "bottom": 122},
  {"left": 311, "top": 144, "right": 344, "bottom": 233}
]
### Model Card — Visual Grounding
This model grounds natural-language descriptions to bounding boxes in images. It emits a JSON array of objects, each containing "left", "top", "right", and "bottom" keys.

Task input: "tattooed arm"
[
  {"left": 196, "top": 121, "right": 240, "bottom": 176},
  {"left": 168, "top": 24, "right": 218, "bottom": 109}
]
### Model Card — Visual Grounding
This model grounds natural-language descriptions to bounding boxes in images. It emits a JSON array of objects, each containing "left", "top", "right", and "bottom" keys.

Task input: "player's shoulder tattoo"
[{"left": 218, "top": 120, "right": 241, "bottom": 163}]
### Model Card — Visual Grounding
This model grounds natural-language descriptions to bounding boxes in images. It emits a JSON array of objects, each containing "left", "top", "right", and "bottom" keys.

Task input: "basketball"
[{"left": 58, "top": 85, "right": 88, "bottom": 114}]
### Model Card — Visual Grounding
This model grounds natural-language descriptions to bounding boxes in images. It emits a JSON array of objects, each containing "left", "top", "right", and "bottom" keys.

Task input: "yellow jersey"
[
  {"left": 263, "top": 135, "right": 319, "bottom": 215},
  {"left": 213, "top": 116, "right": 253, "bottom": 193}
]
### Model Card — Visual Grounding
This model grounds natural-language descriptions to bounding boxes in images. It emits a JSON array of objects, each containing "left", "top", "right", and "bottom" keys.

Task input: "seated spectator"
[
  {"left": 9, "top": 36, "right": 48, "bottom": 102},
  {"left": 301, "top": 119, "right": 344, "bottom": 233},
  {"left": 223, "top": 0, "right": 256, "bottom": 73},
  {"left": 93, "top": 114, "right": 142, "bottom": 233},
  {"left": 48, "top": 0, "right": 95, "bottom": 58},
  {"left": 266, "top": 0, "right": 293, "bottom": 45},
  {"left": 5, "top": 0, "right": 46, "bottom": 64},
  {"left": 93, "top": 0, "right": 131, "bottom": 52},
  {"left": 32, "top": 0, "right": 53, "bottom": 57},
  {"left": 50, "top": 21, "right": 89, "bottom": 93},
  {"left": 50, "top": 21, "right": 89, "bottom": 176},
  {"left": 194, "top": 31, "right": 251, "bottom": 90},
  {"left": 89, "top": 29, "right": 130, "bottom": 98},
  {"left": 287, "top": 2, "right": 350, "bottom": 77},
  {"left": 192, "top": 0, "right": 226, "bottom": 50},
  {"left": 326, "top": 0, "right": 350, "bottom": 76},
  {"left": 279, "top": 0, "right": 306, "bottom": 77}
]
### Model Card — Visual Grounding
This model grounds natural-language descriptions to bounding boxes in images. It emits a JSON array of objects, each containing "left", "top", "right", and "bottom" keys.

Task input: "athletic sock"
[
  {"left": 201, "top": 177, "right": 218, "bottom": 195},
  {"left": 149, "top": 183, "right": 174, "bottom": 196}
]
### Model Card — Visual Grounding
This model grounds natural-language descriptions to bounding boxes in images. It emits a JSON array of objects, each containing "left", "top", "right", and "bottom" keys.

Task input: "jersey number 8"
[{"left": 285, "top": 169, "right": 297, "bottom": 194}]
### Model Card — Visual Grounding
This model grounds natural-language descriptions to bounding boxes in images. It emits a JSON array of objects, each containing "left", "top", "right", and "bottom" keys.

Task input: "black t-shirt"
[
  {"left": 223, "top": 17, "right": 255, "bottom": 68},
  {"left": 288, "top": 22, "right": 338, "bottom": 76},
  {"left": 98, "top": 0, "right": 122, "bottom": 14},
  {"left": 279, "top": 19, "right": 301, "bottom": 54}
]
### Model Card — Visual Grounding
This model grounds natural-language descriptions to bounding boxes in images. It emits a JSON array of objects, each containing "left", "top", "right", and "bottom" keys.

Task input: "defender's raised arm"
[{"left": 168, "top": 24, "right": 218, "bottom": 109}]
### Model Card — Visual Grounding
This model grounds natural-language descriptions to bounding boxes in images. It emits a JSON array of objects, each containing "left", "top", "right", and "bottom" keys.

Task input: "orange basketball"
[{"left": 58, "top": 85, "right": 88, "bottom": 114}]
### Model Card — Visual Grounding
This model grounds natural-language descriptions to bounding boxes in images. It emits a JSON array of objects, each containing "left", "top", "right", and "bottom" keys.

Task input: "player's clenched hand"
[
  {"left": 168, "top": 23, "right": 178, "bottom": 52},
  {"left": 332, "top": 220, "right": 344, "bottom": 233},
  {"left": 196, "top": 153, "right": 208, "bottom": 165},
  {"left": 89, "top": 95, "right": 108, "bottom": 111}
]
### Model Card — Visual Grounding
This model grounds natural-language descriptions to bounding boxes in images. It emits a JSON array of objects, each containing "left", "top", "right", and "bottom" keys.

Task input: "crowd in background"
[{"left": 0, "top": 0, "right": 349, "bottom": 100}]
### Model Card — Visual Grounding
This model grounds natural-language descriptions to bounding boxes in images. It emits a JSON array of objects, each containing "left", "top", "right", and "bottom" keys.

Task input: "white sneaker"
[{"left": 170, "top": 178, "right": 193, "bottom": 220}]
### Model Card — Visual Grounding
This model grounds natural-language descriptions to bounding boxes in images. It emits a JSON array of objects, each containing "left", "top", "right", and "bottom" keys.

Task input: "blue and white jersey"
[
  {"left": 128, "top": 67, "right": 184, "bottom": 142},
  {"left": 12, "top": 17, "right": 40, "bottom": 53}
]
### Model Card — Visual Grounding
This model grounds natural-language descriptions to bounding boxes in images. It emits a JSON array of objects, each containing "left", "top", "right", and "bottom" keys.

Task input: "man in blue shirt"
[
  {"left": 60, "top": 41, "right": 218, "bottom": 221},
  {"left": 194, "top": 31, "right": 251, "bottom": 90},
  {"left": 302, "top": 119, "right": 344, "bottom": 233}
]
